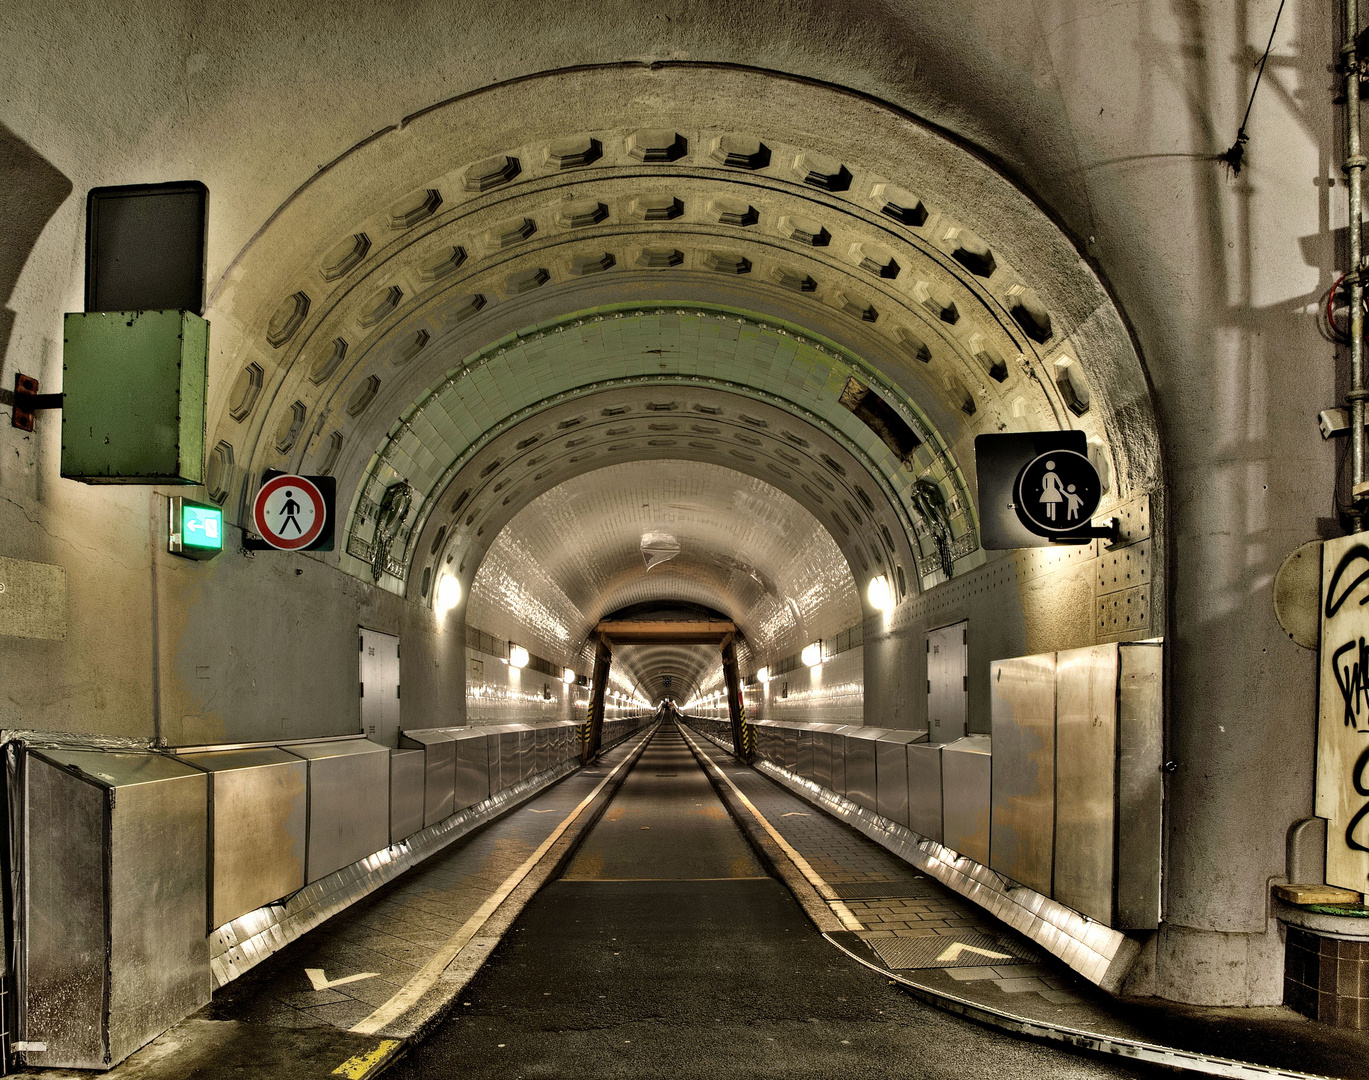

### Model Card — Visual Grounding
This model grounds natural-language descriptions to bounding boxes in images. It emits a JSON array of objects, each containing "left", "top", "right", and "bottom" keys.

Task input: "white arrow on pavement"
[
  {"left": 936, "top": 942, "right": 1013, "bottom": 963},
  {"left": 306, "top": 967, "right": 380, "bottom": 991}
]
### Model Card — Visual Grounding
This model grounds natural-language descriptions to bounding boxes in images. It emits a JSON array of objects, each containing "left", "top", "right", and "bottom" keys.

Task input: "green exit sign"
[{"left": 169, "top": 497, "right": 222, "bottom": 559}]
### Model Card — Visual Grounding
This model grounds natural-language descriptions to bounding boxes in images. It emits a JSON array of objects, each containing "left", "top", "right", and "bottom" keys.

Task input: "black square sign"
[{"left": 974, "top": 432, "right": 1087, "bottom": 549}]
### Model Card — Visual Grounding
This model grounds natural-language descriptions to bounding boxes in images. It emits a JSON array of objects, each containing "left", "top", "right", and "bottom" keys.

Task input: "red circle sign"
[{"left": 253, "top": 474, "right": 327, "bottom": 550}]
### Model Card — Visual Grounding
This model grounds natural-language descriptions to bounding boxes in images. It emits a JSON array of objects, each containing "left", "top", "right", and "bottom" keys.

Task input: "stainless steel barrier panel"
[
  {"left": 812, "top": 727, "right": 835, "bottom": 788},
  {"left": 520, "top": 729, "right": 536, "bottom": 780},
  {"left": 796, "top": 728, "right": 814, "bottom": 779},
  {"left": 486, "top": 732, "right": 504, "bottom": 795},
  {"left": 907, "top": 740, "right": 946, "bottom": 841},
  {"left": 842, "top": 728, "right": 885, "bottom": 812},
  {"left": 388, "top": 748, "right": 425, "bottom": 843},
  {"left": 831, "top": 724, "right": 860, "bottom": 796},
  {"left": 399, "top": 728, "right": 457, "bottom": 826},
  {"left": 941, "top": 735, "right": 991, "bottom": 863},
  {"left": 1055, "top": 642, "right": 1164, "bottom": 929},
  {"left": 876, "top": 731, "right": 922, "bottom": 827},
  {"left": 990, "top": 654, "right": 1057, "bottom": 895},
  {"left": 25, "top": 749, "right": 209, "bottom": 1070},
  {"left": 454, "top": 729, "right": 492, "bottom": 810},
  {"left": 536, "top": 727, "right": 550, "bottom": 773},
  {"left": 782, "top": 726, "right": 799, "bottom": 770},
  {"left": 281, "top": 739, "right": 390, "bottom": 882},
  {"left": 498, "top": 730, "right": 522, "bottom": 791},
  {"left": 180, "top": 746, "right": 306, "bottom": 930}
]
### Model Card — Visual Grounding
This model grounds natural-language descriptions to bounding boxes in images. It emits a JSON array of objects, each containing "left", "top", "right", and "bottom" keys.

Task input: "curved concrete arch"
[
  {"left": 352, "top": 306, "right": 964, "bottom": 596},
  {"left": 201, "top": 65, "right": 1159, "bottom": 602},
  {"left": 466, "top": 459, "right": 860, "bottom": 673}
]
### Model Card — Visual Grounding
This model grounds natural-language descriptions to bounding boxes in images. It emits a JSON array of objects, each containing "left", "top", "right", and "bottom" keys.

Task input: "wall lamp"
[
  {"left": 802, "top": 641, "right": 823, "bottom": 668},
  {"left": 867, "top": 574, "right": 894, "bottom": 612},
  {"left": 509, "top": 644, "right": 529, "bottom": 668}
]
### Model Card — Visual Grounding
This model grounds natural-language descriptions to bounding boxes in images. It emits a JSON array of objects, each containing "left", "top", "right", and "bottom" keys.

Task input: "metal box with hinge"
[
  {"left": 23, "top": 749, "right": 208, "bottom": 1070},
  {"left": 989, "top": 653, "right": 1057, "bottom": 895},
  {"left": 875, "top": 730, "right": 923, "bottom": 827},
  {"left": 842, "top": 727, "right": 886, "bottom": 813},
  {"left": 389, "top": 748, "right": 425, "bottom": 843},
  {"left": 399, "top": 728, "right": 457, "bottom": 826},
  {"left": 454, "top": 728, "right": 492, "bottom": 810},
  {"left": 906, "top": 740, "right": 945, "bottom": 841},
  {"left": 178, "top": 746, "right": 306, "bottom": 931},
  {"left": 279, "top": 738, "right": 389, "bottom": 882},
  {"left": 941, "top": 735, "right": 992, "bottom": 863}
]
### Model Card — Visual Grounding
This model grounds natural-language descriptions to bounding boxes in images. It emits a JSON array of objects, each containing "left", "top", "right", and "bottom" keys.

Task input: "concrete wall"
[{"left": 0, "top": 0, "right": 1338, "bottom": 1005}]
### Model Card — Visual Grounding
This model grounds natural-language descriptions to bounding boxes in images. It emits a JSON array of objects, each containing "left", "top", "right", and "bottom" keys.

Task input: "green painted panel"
[{"left": 61, "top": 310, "right": 207, "bottom": 484}]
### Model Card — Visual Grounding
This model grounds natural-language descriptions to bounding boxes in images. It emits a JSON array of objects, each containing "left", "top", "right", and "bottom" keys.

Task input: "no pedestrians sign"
[{"left": 253, "top": 473, "right": 329, "bottom": 551}]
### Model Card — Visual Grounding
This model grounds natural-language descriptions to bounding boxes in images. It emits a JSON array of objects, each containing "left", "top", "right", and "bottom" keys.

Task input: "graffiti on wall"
[{"left": 1317, "top": 538, "right": 1369, "bottom": 887}]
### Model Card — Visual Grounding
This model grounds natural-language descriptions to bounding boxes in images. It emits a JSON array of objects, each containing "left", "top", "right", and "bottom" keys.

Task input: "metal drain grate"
[
  {"left": 867, "top": 932, "right": 1044, "bottom": 970},
  {"left": 828, "top": 879, "right": 941, "bottom": 900}
]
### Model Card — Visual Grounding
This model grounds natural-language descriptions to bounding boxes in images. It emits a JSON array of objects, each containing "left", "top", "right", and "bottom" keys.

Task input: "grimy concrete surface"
[
  {"left": 2, "top": 0, "right": 1331, "bottom": 1010},
  {"left": 389, "top": 725, "right": 1162, "bottom": 1079}
]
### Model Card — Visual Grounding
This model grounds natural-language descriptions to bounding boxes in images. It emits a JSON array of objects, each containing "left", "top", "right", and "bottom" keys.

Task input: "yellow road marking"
[
  {"left": 682, "top": 729, "right": 865, "bottom": 932},
  {"left": 332, "top": 1039, "right": 401, "bottom": 1078},
  {"left": 349, "top": 728, "right": 653, "bottom": 1035}
]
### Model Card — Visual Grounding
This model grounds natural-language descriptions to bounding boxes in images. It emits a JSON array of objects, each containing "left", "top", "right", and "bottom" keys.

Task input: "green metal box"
[{"left": 61, "top": 310, "right": 208, "bottom": 484}]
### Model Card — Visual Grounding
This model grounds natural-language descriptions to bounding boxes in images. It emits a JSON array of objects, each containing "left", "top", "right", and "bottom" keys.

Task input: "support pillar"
[
  {"left": 584, "top": 636, "right": 612, "bottom": 763},
  {"left": 721, "top": 638, "right": 746, "bottom": 759}
]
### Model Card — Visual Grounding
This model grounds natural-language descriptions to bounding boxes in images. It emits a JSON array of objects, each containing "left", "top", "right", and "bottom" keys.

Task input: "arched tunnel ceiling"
[
  {"left": 465, "top": 459, "right": 859, "bottom": 682},
  {"left": 203, "top": 65, "right": 1157, "bottom": 606},
  {"left": 612, "top": 643, "right": 722, "bottom": 709}
]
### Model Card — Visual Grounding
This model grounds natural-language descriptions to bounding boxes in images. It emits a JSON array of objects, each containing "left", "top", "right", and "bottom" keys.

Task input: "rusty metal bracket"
[{"left": 3, "top": 374, "right": 64, "bottom": 431}]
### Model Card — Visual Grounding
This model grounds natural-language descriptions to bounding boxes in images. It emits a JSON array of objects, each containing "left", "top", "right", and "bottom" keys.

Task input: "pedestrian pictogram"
[
  {"left": 253, "top": 474, "right": 327, "bottom": 551},
  {"left": 1014, "top": 450, "right": 1102, "bottom": 536}
]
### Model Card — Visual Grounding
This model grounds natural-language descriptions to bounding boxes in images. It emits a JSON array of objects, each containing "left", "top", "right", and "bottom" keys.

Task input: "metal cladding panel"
[
  {"left": 520, "top": 731, "right": 536, "bottom": 780},
  {"left": 281, "top": 740, "right": 390, "bottom": 883},
  {"left": 486, "top": 734, "right": 504, "bottom": 795},
  {"left": 813, "top": 732, "right": 832, "bottom": 788},
  {"left": 1116, "top": 642, "right": 1164, "bottom": 929},
  {"left": 536, "top": 728, "right": 550, "bottom": 773},
  {"left": 25, "top": 756, "right": 108, "bottom": 1068},
  {"left": 389, "top": 749, "right": 425, "bottom": 843},
  {"left": 843, "top": 732, "right": 881, "bottom": 812},
  {"left": 60, "top": 310, "right": 208, "bottom": 484},
  {"left": 830, "top": 732, "right": 848, "bottom": 796},
  {"left": 1054, "top": 644, "right": 1119, "bottom": 924},
  {"left": 876, "top": 732, "right": 920, "bottom": 827},
  {"left": 941, "top": 736, "right": 992, "bottom": 863},
  {"left": 454, "top": 732, "right": 492, "bottom": 810},
  {"left": 990, "top": 655, "right": 1057, "bottom": 894},
  {"left": 796, "top": 729, "right": 814, "bottom": 779},
  {"left": 181, "top": 747, "right": 307, "bottom": 930},
  {"left": 499, "top": 732, "right": 522, "bottom": 789},
  {"left": 106, "top": 768, "right": 210, "bottom": 1065},
  {"left": 907, "top": 742, "right": 945, "bottom": 841},
  {"left": 25, "top": 750, "right": 208, "bottom": 1070},
  {"left": 783, "top": 727, "right": 799, "bottom": 770},
  {"left": 927, "top": 621, "right": 969, "bottom": 743},
  {"left": 399, "top": 730, "right": 456, "bottom": 826}
]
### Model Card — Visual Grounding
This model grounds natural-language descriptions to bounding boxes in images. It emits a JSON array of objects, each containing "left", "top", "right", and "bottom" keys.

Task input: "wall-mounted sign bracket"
[
  {"left": 6, "top": 374, "right": 64, "bottom": 432},
  {"left": 1048, "top": 518, "right": 1120, "bottom": 545}
]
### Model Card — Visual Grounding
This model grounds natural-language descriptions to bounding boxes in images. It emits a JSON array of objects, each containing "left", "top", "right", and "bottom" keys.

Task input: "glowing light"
[
  {"left": 756, "top": 667, "right": 770, "bottom": 684},
  {"left": 563, "top": 668, "right": 576, "bottom": 685},
  {"left": 867, "top": 574, "right": 894, "bottom": 612},
  {"left": 509, "top": 644, "right": 529, "bottom": 669},
  {"left": 802, "top": 641, "right": 823, "bottom": 668},
  {"left": 435, "top": 573, "right": 462, "bottom": 615}
]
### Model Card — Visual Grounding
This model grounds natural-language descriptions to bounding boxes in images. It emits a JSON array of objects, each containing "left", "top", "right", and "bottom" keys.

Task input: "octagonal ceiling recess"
[
  {"left": 203, "top": 65, "right": 1158, "bottom": 609},
  {"left": 466, "top": 459, "right": 858, "bottom": 692}
]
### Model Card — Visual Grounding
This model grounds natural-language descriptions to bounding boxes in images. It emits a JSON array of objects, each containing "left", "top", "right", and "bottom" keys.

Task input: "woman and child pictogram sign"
[{"left": 973, "top": 433, "right": 1112, "bottom": 548}]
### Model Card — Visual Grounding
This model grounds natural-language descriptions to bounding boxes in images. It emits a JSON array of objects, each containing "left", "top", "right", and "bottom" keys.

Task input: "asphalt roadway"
[{"left": 388, "top": 725, "right": 1164, "bottom": 1080}]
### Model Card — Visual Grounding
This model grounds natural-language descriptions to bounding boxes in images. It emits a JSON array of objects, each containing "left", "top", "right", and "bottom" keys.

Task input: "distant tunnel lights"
[
  {"left": 509, "top": 644, "right": 529, "bottom": 668},
  {"left": 867, "top": 574, "right": 894, "bottom": 612},
  {"left": 435, "top": 573, "right": 461, "bottom": 615},
  {"left": 802, "top": 641, "right": 823, "bottom": 667}
]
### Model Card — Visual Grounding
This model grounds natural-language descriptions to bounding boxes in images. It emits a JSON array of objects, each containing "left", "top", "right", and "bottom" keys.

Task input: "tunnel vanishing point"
[{"left": 3, "top": 0, "right": 1369, "bottom": 1073}]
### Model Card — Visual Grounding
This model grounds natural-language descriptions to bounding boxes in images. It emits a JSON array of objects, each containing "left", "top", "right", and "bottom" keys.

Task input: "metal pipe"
[{"left": 1345, "top": 0, "right": 1367, "bottom": 527}]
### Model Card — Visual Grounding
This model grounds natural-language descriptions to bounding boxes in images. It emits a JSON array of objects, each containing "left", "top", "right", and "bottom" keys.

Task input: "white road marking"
[
  {"left": 527, "top": 808, "right": 556, "bottom": 813},
  {"left": 349, "top": 732, "right": 649, "bottom": 1035},
  {"left": 935, "top": 942, "right": 1012, "bottom": 963},
  {"left": 307, "top": 967, "right": 379, "bottom": 991},
  {"left": 681, "top": 729, "right": 864, "bottom": 932},
  {"left": 781, "top": 812, "right": 809, "bottom": 817}
]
